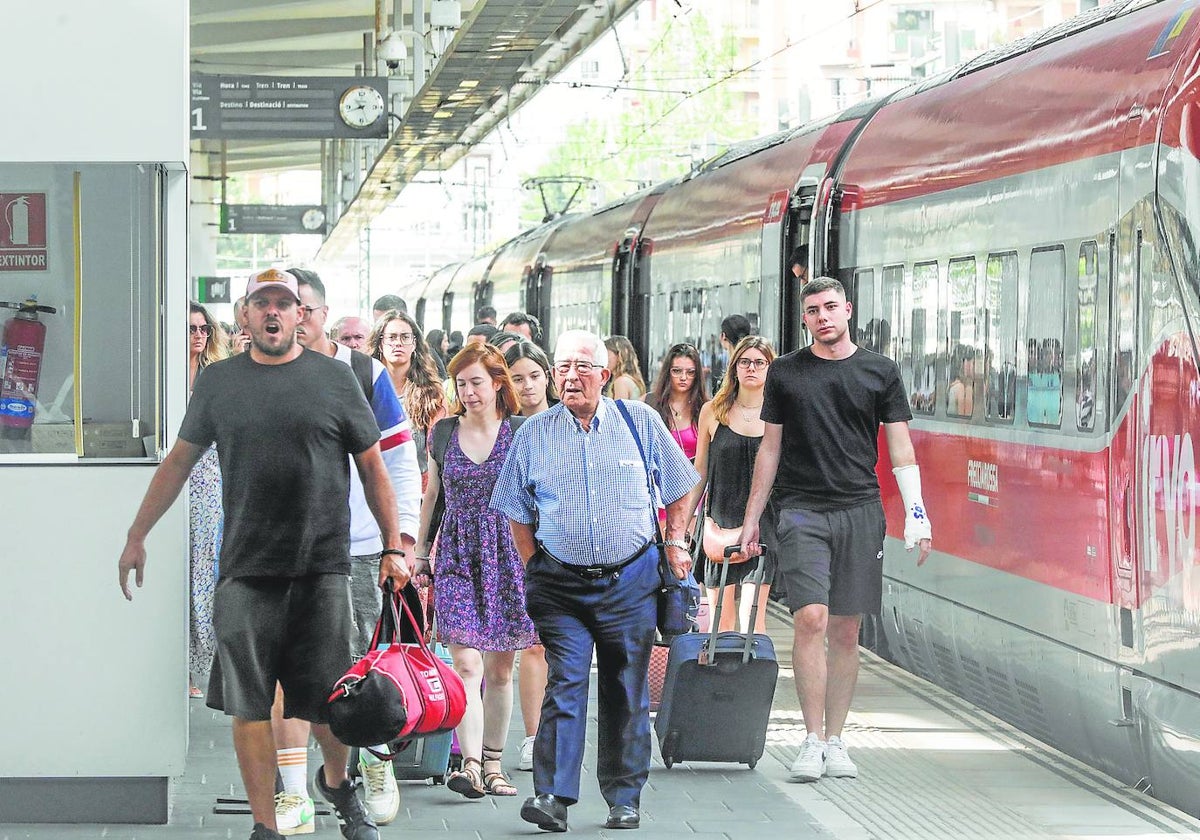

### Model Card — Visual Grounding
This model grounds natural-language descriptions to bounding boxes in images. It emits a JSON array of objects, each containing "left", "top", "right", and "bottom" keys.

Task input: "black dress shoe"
[
  {"left": 605, "top": 804, "right": 640, "bottom": 829},
  {"left": 521, "top": 794, "right": 569, "bottom": 833}
]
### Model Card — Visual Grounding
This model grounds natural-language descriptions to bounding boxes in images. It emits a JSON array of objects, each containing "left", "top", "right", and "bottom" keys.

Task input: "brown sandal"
[
  {"left": 447, "top": 756, "right": 486, "bottom": 799},
  {"left": 482, "top": 746, "right": 518, "bottom": 796}
]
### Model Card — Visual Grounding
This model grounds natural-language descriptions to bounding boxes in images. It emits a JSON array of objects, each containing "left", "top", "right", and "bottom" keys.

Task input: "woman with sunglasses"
[
  {"left": 187, "top": 301, "right": 229, "bottom": 698},
  {"left": 684, "top": 335, "right": 778, "bottom": 633},
  {"left": 645, "top": 342, "right": 708, "bottom": 462},
  {"left": 369, "top": 309, "right": 448, "bottom": 491}
]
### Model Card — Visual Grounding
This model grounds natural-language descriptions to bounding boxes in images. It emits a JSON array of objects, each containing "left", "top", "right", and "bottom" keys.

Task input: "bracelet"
[
  {"left": 380, "top": 548, "right": 406, "bottom": 557},
  {"left": 663, "top": 539, "right": 689, "bottom": 550}
]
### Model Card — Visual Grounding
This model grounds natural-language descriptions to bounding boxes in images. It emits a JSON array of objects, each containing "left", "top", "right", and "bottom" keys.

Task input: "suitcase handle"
[{"left": 702, "top": 549, "right": 768, "bottom": 665}]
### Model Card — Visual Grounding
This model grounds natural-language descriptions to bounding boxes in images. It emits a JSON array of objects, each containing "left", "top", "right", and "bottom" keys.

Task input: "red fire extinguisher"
[{"left": 0, "top": 296, "right": 57, "bottom": 431}]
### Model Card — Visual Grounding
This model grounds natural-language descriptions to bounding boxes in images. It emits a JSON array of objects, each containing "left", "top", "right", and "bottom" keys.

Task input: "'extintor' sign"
[{"left": 0, "top": 193, "right": 48, "bottom": 272}]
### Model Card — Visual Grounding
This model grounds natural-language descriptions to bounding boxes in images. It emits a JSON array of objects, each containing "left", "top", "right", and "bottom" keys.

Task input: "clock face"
[
  {"left": 301, "top": 208, "right": 326, "bottom": 231},
  {"left": 338, "top": 85, "right": 385, "bottom": 128}
]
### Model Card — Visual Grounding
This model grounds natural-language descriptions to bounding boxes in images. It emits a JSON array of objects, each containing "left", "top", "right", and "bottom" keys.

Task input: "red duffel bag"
[{"left": 326, "top": 581, "right": 466, "bottom": 750}]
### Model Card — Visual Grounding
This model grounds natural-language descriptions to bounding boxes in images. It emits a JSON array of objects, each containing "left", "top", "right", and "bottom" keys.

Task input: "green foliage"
[{"left": 519, "top": 10, "right": 757, "bottom": 227}]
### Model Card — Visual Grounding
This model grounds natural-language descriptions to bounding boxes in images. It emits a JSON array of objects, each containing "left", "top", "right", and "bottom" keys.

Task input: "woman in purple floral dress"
[{"left": 418, "top": 343, "right": 535, "bottom": 800}]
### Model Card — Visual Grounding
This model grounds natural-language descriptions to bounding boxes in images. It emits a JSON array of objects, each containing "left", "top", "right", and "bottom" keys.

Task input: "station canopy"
[{"left": 191, "top": 0, "right": 638, "bottom": 256}]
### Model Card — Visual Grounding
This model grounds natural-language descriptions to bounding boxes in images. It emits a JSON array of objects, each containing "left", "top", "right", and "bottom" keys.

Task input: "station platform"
[{"left": 4, "top": 603, "right": 1199, "bottom": 840}]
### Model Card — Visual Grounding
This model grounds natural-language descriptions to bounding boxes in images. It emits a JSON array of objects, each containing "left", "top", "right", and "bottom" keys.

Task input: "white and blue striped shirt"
[{"left": 490, "top": 398, "right": 700, "bottom": 566}]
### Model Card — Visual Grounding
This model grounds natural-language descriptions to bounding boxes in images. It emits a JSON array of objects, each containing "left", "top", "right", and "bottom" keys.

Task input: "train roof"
[{"left": 894, "top": 0, "right": 1152, "bottom": 101}]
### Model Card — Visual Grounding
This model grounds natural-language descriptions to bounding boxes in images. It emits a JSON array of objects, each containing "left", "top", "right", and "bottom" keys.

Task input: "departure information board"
[{"left": 190, "top": 75, "right": 389, "bottom": 140}]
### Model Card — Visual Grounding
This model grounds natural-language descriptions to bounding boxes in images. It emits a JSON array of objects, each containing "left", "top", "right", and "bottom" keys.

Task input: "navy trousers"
[{"left": 524, "top": 545, "right": 659, "bottom": 808}]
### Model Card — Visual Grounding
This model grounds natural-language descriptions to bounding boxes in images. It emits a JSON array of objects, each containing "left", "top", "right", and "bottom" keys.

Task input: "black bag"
[{"left": 654, "top": 551, "right": 778, "bottom": 769}]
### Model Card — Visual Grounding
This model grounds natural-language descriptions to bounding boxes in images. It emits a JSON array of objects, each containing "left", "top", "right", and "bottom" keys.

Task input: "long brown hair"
[
  {"left": 368, "top": 309, "right": 445, "bottom": 433},
  {"left": 603, "top": 335, "right": 646, "bottom": 394},
  {"left": 189, "top": 300, "right": 230, "bottom": 369},
  {"left": 711, "top": 335, "right": 775, "bottom": 425},
  {"left": 647, "top": 342, "right": 707, "bottom": 430},
  {"left": 447, "top": 344, "right": 520, "bottom": 418}
]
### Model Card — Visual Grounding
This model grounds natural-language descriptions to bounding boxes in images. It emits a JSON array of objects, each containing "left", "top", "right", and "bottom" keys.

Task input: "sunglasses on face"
[{"left": 189, "top": 324, "right": 212, "bottom": 336}]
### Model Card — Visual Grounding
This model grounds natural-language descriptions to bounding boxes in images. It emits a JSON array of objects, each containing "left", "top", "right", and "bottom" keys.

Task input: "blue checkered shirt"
[{"left": 490, "top": 398, "right": 700, "bottom": 566}]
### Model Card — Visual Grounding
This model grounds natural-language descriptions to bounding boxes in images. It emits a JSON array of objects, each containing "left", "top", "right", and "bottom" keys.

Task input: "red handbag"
[{"left": 326, "top": 584, "right": 466, "bottom": 753}]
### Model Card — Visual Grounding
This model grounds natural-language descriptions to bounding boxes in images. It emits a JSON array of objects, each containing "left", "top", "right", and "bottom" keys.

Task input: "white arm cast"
[{"left": 892, "top": 464, "right": 932, "bottom": 549}]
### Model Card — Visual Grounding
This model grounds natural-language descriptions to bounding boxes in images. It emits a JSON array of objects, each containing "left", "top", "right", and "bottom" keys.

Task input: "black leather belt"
[{"left": 538, "top": 542, "right": 652, "bottom": 579}]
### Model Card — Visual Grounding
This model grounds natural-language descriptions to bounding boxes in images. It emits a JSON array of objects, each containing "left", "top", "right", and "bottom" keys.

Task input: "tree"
[{"left": 519, "top": 10, "right": 757, "bottom": 227}]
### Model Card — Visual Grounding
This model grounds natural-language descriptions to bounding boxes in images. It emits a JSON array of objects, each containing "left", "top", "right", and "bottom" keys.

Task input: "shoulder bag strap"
[
  {"left": 349, "top": 350, "right": 374, "bottom": 403},
  {"left": 614, "top": 399, "right": 662, "bottom": 543}
]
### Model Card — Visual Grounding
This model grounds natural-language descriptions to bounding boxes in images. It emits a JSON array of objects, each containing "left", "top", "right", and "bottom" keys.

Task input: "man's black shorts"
[
  {"left": 774, "top": 500, "right": 886, "bottom": 615},
  {"left": 207, "top": 573, "right": 353, "bottom": 722}
]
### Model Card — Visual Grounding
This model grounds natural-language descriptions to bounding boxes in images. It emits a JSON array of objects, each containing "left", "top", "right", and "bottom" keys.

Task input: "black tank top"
[{"left": 707, "top": 423, "right": 762, "bottom": 529}]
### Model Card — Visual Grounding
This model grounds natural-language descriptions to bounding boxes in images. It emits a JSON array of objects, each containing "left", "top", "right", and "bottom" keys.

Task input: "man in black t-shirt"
[
  {"left": 739, "top": 277, "right": 932, "bottom": 786},
  {"left": 118, "top": 269, "right": 410, "bottom": 840}
]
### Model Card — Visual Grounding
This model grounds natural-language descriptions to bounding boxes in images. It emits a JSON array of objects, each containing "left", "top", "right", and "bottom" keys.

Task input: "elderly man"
[
  {"left": 491, "top": 330, "right": 698, "bottom": 833},
  {"left": 332, "top": 315, "right": 371, "bottom": 352},
  {"left": 118, "top": 269, "right": 409, "bottom": 840}
]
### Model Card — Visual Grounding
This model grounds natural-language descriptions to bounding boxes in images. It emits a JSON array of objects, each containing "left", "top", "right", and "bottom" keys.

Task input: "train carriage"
[{"left": 406, "top": 0, "right": 1200, "bottom": 814}]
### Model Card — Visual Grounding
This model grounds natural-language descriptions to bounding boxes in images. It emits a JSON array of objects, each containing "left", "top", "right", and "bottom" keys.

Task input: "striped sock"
[{"left": 276, "top": 747, "right": 308, "bottom": 796}]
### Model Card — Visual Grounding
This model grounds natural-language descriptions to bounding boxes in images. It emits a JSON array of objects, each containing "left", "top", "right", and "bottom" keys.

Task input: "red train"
[{"left": 414, "top": 0, "right": 1200, "bottom": 813}]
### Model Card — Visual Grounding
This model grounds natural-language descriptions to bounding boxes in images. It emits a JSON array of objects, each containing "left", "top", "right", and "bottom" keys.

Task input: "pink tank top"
[{"left": 671, "top": 424, "right": 699, "bottom": 461}]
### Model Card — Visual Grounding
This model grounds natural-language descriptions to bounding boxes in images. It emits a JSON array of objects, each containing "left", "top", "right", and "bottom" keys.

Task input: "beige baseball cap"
[{"left": 245, "top": 268, "right": 301, "bottom": 302}]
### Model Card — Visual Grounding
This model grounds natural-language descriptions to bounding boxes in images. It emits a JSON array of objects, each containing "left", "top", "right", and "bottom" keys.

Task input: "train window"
[
  {"left": 947, "top": 258, "right": 979, "bottom": 418},
  {"left": 853, "top": 268, "right": 877, "bottom": 349},
  {"left": 984, "top": 253, "right": 1018, "bottom": 422},
  {"left": 1077, "top": 242, "right": 1098, "bottom": 431},
  {"left": 908, "top": 262, "right": 940, "bottom": 414},
  {"left": 1027, "top": 246, "right": 1066, "bottom": 427},
  {"left": 877, "top": 265, "right": 902, "bottom": 360}
]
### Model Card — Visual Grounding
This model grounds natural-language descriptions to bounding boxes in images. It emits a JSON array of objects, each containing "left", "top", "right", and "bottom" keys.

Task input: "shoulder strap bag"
[{"left": 615, "top": 400, "right": 700, "bottom": 639}]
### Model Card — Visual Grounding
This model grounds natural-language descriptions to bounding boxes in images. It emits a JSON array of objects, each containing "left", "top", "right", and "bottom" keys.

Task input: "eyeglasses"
[
  {"left": 189, "top": 324, "right": 212, "bottom": 336},
  {"left": 736, "top": 358, "right": 769, "bottom": 370},
  {"left": 669, "top": 367, "right": 697, "bottom": 378},
  {"left": 382, "top": 333, "right": 416, "bottom": 346},
  {"left": 554, "top": 360, "right": 598, "bottom": 376}
]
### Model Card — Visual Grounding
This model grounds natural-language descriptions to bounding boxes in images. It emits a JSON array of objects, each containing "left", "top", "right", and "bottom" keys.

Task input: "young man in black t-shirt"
[
  {"left": 118, "top": 269, "right": 411, "bottom": 840},
  {"left": 739, "top": 277, "right": 932, "bottom": 785}
]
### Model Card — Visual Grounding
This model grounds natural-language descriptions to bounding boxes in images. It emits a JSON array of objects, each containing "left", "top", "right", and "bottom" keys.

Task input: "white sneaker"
[
  {"left": 518, "top": 736, "right": 535, "bottom": 772},
  {"left": 788, "top": 733, "right": 826, "bottom": 783},
  {"left": 824, "top": 735, "right": 858, "bottom": 778},
  {"left": 274, "top": 791, "right": 315, "bottom": 836},
  {"left": 358, "top": 754, "right": 400, "bottom": 825}
]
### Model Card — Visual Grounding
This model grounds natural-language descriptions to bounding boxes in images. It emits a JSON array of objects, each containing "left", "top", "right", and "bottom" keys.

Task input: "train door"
[
  {"left": 1110, "top": 219, "right": 1143, "bottom": 648},
  {"left": 778, "top": 181, "right": 818, "bottom": 353}
]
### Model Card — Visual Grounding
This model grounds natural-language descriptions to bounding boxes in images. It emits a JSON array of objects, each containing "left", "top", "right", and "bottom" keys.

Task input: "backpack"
[
  {"left": 427, "top": 414, "right": 526, "bottom": 538},
  {"left": 349, "top": 350, "right": 375, "bottom": 403}
]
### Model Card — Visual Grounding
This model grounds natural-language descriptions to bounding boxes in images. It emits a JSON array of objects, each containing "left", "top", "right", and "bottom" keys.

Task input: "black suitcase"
[{"left": 654, "top": 550, "right": 778, "bottom": 769}]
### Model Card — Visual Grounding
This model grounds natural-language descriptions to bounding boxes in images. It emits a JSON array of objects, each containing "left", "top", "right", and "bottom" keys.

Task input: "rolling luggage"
[{"left": 654, "top": 548, "right": 777, "bottom": 769}]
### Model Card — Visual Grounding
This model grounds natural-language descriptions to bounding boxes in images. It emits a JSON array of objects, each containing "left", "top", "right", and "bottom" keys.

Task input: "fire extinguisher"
[{"left": 0, "top": 296, "right": 57, "bottom": 432}]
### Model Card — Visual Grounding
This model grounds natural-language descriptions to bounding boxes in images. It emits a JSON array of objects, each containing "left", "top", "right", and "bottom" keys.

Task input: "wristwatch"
[{"left": 663, "top": 539, "right": 689, "bottom": 551}]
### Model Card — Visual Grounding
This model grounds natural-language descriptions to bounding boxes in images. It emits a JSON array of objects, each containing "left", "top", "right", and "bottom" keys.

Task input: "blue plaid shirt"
[{"left": 490, "top": 398, "right": 700, "bottom": 566}]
